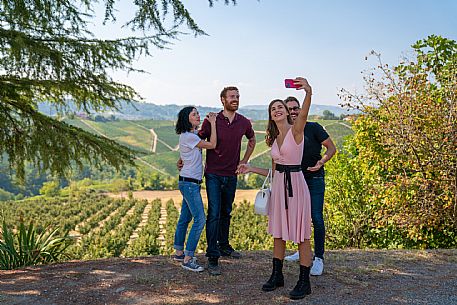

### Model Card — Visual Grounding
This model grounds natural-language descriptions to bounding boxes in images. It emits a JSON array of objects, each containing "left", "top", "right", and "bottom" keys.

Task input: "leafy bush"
[
  {"left": 332, "top": 35, "right": 457, "bottom": 248},
  {"left": 325, "top": 137, "right": 375, "bottom": 248},
  {"left": 39, "top": 180, "right": 60, "bottom": 197},
  {"left": 123, "top": 200, "right": 161, "bottom": 257},
  {"left": 0, "top": 188, "right": 14, "bottom": 201},
  {"left": 0, "top": 221, "right": 72, "bottom": 270}
]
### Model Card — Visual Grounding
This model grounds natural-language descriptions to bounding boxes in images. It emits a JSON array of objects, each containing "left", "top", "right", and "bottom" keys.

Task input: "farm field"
[
  {"left": 108, "top": 189, "right": 259, "bottom": 208},
  {"left": 3, "top": 174, "right": 455, "bottom": 304},
  {"left": 0, "top": 192, "right": 270, "bottom": 260},
  {"left": 65, "top": 118, "right": 353, "bottom": 176}
]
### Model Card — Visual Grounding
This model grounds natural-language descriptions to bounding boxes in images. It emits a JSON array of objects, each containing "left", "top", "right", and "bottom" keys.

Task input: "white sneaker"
[
  {"left": 310, "top": 257, "right": 324, "bottom": 276},
  {"left": 284, "top": 251, "right": 300, "bottom": 262}
]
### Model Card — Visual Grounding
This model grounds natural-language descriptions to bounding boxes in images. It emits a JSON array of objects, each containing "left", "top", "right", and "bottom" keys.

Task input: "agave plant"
[{"left": 0, "top": 221, "right": 72, "bottom": 270}]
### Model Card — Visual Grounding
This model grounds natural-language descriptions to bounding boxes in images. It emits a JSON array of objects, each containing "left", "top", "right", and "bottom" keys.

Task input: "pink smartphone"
[{"left": 284, "top": 79, "right": 299, "bottom": 89}]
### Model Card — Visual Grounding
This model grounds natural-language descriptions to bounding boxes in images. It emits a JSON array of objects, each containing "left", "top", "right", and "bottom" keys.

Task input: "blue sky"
[{"left": 105, "top": 0, "right": 457, "bottom": 108}]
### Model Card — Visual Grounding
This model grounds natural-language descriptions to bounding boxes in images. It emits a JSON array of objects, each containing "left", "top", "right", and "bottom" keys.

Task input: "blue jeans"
[
  {"left": 173, "top": 181, "right": 206, "bottom": 257},
  {"left": 204, "top": 173, "right": 237, "bottom": 258},
  {"left": 305, "top": 176, "right": 326, "bottom": 259}
]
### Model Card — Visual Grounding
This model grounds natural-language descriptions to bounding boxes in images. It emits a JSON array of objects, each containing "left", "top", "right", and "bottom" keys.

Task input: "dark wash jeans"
[
  {"left": 204, "top": 173, "right": 237, "bottom": 258},
  {"left": 305, "top": 176, "right": 326, "bottom": 259}
]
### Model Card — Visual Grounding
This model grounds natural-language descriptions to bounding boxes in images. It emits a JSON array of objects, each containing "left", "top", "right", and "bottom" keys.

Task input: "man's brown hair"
[{"left": 220, "top": 86, "right": 239, "bottom": 99}]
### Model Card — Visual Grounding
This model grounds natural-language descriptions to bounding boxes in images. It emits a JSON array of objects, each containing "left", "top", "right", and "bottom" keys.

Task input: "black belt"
[
  {"left": 178, "top": 176, "right": 202, "bottom": 184},
  {"left": 275, "top": 164, "right": 302, "bottom": 209}
]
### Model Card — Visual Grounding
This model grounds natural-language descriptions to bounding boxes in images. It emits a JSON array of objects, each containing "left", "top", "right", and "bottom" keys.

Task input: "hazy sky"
[{"left": 104, "top": 0, "right": 457, "bottom": 108}]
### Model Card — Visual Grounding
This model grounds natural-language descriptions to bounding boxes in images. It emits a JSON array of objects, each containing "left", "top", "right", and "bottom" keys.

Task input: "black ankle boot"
[
  {"left": 289, "top": 265, "right": 311, "bottom": 299},
  {"left": 262, "top": 258, "right": 284, "bottom": 291}
]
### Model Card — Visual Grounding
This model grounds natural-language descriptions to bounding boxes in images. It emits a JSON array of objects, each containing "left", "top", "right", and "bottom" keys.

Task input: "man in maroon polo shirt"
[{"left": 198, "top": 86, "right": 256, "bottom": 275}]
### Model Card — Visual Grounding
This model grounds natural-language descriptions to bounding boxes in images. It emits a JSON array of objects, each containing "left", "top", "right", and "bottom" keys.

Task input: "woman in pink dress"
[{"left": 237, "top": 77, "right": 313, "bottom": 300}]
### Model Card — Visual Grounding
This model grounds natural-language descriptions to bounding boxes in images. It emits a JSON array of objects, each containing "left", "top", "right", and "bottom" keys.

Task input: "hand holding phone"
[{"left": 285, "top": 79, "right": 300, "bottom": 89}]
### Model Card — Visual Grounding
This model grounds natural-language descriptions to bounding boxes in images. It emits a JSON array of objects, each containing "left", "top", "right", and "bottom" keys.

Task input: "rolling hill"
[
  {"left": 39, "top": 101, "right": 358, "bottom": 121},
  {"left": 63, "top": 118, "right": 354, "bottom": 177}
]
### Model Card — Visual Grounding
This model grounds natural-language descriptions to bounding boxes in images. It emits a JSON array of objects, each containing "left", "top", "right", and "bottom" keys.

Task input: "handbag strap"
[{"left": 261, "top": 169, "right": 271, "bottom": 189}]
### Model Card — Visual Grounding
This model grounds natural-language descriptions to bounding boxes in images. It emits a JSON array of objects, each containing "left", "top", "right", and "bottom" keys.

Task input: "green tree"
[
  {"left": 0, "top": 188, "right": 14, "bottom": 201},
  {"left": 111, "top": 179, "right": 130, "bottom": 193},
  {"left": 336, "top": 35, "right": 457, "bottom": 248},
  {"left": 39, "top": 180, "right": 60, "bottom": 197},
  {"left": 0, "top": 0, "right": 235, "bottom": 180},
  {"left": 322, "top": 110, "right": 337, "bottom": 120}
]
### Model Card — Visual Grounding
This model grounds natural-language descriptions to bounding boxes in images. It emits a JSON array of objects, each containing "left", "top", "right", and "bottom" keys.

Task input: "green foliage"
[
  {"left": 39, "top": 180, "right": 60, "bottom": 197},
  {"left": 0, "top": 188, "right": 14, "bottom": 201},
  {"left": 111, "top": 179, "right": 131, "bottom": 193},
  {"left": 163, "top": 199, "right": 272, "bottom": 254},
  {"left": 335, "top": 35, "right": 457, "bottom": 248},
  {"left": 76, "top": 200, "right": 121, "bottom": 236},
  {"left": 77, "top": 198, "right": 140, "bottom": 258},
  {"left": 0, "top": 117, "right": 352, "bottom": 197},
  {"left": 0, "top": 221, "right": 72, "bottom": 270},
  {"left": 321, "top": 122, "right": 354, "bottom": 148},
  {"left": 229, "top": 200, "right": 273, "bottom": 250},
  {"left": 163, "top": 200, "right": 179, "bottom": 255},
  {"left": 322, "top": 110, "right": 337, "bottom": 120},
  {"left": 232, "top": 173, "right": 263, "bottom": 190},
  {"left": 325, "top": 138, "right": 370, "bottom": 248},
  {"left": 123, "top": 200, "right": 161, "bottom": 257},
  {"left": 0, "top": 0, "right": 227, "bottom": 180}
]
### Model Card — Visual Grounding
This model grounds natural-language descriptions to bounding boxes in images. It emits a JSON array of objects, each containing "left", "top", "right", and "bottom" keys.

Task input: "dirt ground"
[{"left": 1, "top": 249, "right": 456, "bottom": 305}]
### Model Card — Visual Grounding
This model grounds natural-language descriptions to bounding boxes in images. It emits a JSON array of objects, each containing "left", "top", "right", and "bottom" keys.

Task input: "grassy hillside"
[{"left": 64, "top": 118, "right": 353, "bottom": 177}]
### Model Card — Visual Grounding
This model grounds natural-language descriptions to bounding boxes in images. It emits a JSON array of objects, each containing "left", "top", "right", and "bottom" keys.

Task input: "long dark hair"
[
  {"left": 175, "top": 106, "right": 195, "bottom": 134},
  {"left": 265, "top": 99, "right": 293, "bottom": 147}
]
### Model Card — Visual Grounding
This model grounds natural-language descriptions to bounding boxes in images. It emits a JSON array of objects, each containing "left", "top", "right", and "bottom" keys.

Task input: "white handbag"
[{"left": 254, "top": 169, "right": 272, "bottom": 215}]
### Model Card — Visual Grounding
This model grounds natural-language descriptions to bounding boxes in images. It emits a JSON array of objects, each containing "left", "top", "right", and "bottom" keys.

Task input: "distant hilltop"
[{"left": 39, "top": 101, "right": 358, "bottom": 121}]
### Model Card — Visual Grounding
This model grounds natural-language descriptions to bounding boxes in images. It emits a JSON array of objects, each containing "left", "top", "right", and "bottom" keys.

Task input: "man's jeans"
[
  {"left": 173, "top": 181, "right": 206, "bottom": 258},
  {"left": 205, "top": 173, "right": 237, "bottom": 258},
  {"left": 305, "top": 176, "right": 326, "bottom": 259}
]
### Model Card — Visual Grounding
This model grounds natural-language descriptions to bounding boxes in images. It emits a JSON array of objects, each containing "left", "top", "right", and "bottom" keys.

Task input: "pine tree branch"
[
  {"left": 0, "top": 0, "right": 237, "bottom": 180},
  {"left": 0, "top": 98, "right": 135, "bottom": 181}
]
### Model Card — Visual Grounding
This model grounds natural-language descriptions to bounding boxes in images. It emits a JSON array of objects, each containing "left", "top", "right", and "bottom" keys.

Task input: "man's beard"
[{"left": 224, "top": 101, "right": 239, "bottom": 111}]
